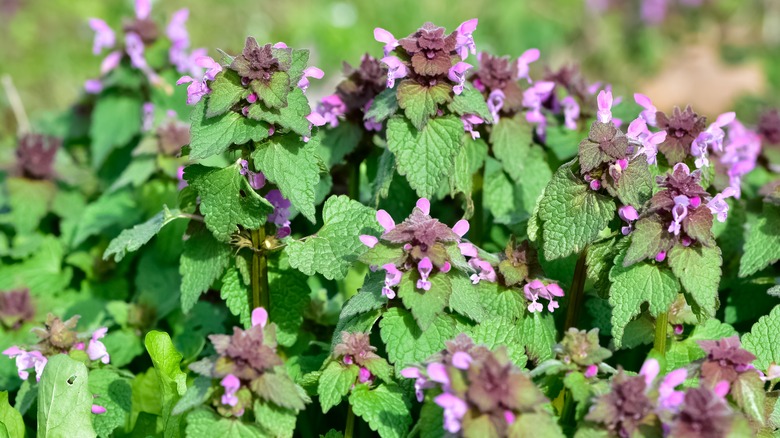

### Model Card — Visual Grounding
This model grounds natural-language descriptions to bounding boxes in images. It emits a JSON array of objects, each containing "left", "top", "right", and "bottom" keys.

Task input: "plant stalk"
[
  {"left": 471, "top": 167, "right": 484, "bottom": 247},
  {"left": 654, "top": 311, "right": 669, "bottom": 357},
  {"left": 251, "top": 227, "right": 269, "bottom": 311},
  {"left": 348, "top": 160, "right": 361, "bottom": 202},
  {"left": 564, "top": 250, "right": 588, "bottom": 331},
  {"left": 345, "top": 405, "right": 355, "bottom": 438}
]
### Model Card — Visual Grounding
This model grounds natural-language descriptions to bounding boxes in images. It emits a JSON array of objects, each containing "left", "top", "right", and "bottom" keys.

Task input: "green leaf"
[
  {"left": 207, "top": 69, "right": 248, "bottom": 117},
  {"left": 251, "top": 372, "right": 308, "bottom": 411},
  {"left": 107, "top": 155, "right": 156, "bottom": 193},
  {"left": 448, "top": 84, "right": 492, "bottom": 122},
  {"left": 172, "top": 376, "right": 213, "bottom": 416},
  {"left": 397, "top": 80, "right": 452, "bottom": 130},
  {"left": 188, "top": 100, "right": 271, "bottom": 160},
  {"left": 491, "top": 115, "right": 534, "bottom": 184},
  {"left": 5, "top": 178, "right": 55, "bottom": 234},
  {"left": 508, "top": 413, "right": 564, "bottom": 438},
  {"left": 318, "top": 122, "right": 362, "bottom": 167},
  {"left": 339, "top": 271, "right": 388, "bottom": 320},
  {"left": 365, "top": 87, "right": 399, "bottom": 124},
  {"left": 743, "top": 304, "right": 780, "bottom": 372},
  {"left": 287, "top": 49, "right": 310, "bottom": 85},
  {"left": 220, "top": 267, "right": 252, "bottom": 328},
  {"left": 37, "top": 355, "right": 96, "bottom": 438},
  {"left": 483, "top": 157, "right": 526, "bottom": 224},
  {"left": 465, "top": 317, "right": 528, "bottom": 367},
  {"left": 0, "top": 235, "right": 72, "bottom": 295},
  {"left": 89, "top": 369, "right": 132, "bottom": 438},
  {"left": 732, "top": 372, "right": 766, "bottom": 426},
  {"left": 317, "top": 361, "right": 359, "bottom": 413},
  {"left": 563, "top": 371, "right": 594, "bottom": 421},
  {"left": 739, "top": 204, "right": 780, "bottom": 277},
  {"left": 623, "top": 217, "right": 670, "bottom": 266},
  {"left": 379, "top": 308, "right": 456, "bottom": 370},
  {"left": 184, "top": 163, "right": 274, "bottom": 242},
  {"left": 519, "top": 312, "right": 557, "bottom": 363},
  {"left": 145, "top": 331, "right": 187, "bottom": 438},
  {"left": 586, "top": 237, "right": 620, "bottom": 296},
  {"left": 608, "top": 248, "right": 680, "bottom": 348},
  {"left": 386, "top": 115, "right": 463, "bottom": 199},
  {"left": 538, "top": 161, "right": 615, "bottom": 260},
  {"left": 397, "top": 271, "right": 451, "bottom": 331},
  {"left": 349, "top": 384, "right": 411, "bottom": 438},
  {"left": 72, "top": 189, "right": 141, "bottom": 247},
  {"left": 372, "top": 148, "right": 396, "bottom": 205},
  {"left": 449, "top": 274, "right": 525, "bottom": 323},
  {"left": 252, "top": 133, "right": 321, "bottom": 223},
  {"left": 248, "top": 87, "right": 312, "bottom": 137},
  {"left": 331, "top": 309, "right": 383, "bottom": 352},
  {"left": 254, "top": 400, "right": 297, "bottom": 438},
  {"left": 286, "top": 195, "right": 380, "bottom": 280},
  {"left": 667, "top": 319, "right": 737, "bottom": 370},
  {"left": 251, "top": 71, "right": 291, "bottom": 109},
  {"left": 90, "top": 93, "right": 142, "bottom": 168},
  {"left": 544, "top": 123, "right": 581, "bottom": 161},
  {"left": 180, "top": 225, "right": 232, "bottom": 313},
  {"left": 450, "top": 136, "right": 487, "bottom": 201},
  {"left": 614, "top": 158, "right": 653, "bottom": 207},
  {"left": 103, "top": 207, "right": 188, "bottom": 262},
  {"left": 667, "top": 245, "right": 721, "bottom": 318},
  {"left": 185, "top": 409, "right": 263, "bottom": 438},
  {"left": 268, "top": 258, "right": 312, "bottom": 347},
  {"left": 0, "top": 392, "right": 24, "bottom": 438}
]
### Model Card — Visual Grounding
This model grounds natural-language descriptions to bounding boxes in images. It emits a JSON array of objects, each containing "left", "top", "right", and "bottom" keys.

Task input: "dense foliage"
[{"left": 2, "top": 2, "right": 780, "bottom": 437}]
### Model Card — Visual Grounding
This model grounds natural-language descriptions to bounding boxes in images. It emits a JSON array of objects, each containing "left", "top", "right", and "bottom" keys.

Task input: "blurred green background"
[{"left": 1, "top": 0, "right": 779, "bottom": 134}]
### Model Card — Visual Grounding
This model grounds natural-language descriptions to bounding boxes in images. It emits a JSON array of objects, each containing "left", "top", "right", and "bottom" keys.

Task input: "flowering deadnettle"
[
  {"left": 0, "top": 289, "right": 35, "bottom": 329},
  {"left": 401, "top": 335, "right": 553, "bottom": 436},
  {"left": 359, "top": 198, "right": 469, "bottom": 298},
  {"left": 190, "top": 307, "right": 308, "bottom": 417},
  {"left": 316, "top": 54, "right": 387, "bottom": 130},
  {"left": 656, "top": 105, "right": 707, "bottom": 165},
  {"left": 15, "top": 133, "right": 61, "bottom": 180},
  {"left": 555, "top": 328, "right": 612, "bottom": 372},
  {"left": 697, "top": 335, "right": 757, "bottom": 385}
]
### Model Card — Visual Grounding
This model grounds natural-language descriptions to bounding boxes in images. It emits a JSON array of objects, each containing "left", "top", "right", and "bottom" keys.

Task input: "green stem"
[
  {"left": 345, "top": 405, "right": 355, "bottom": 438},
  {"left": 654, "top": 311, "right": 669, "bottom": 357},
  {"left": 251, "top": 227, "right": 269, "bottom": 311},
  {"left": 564, "top": 250, "right": 588, "bottom": 331},
  {"left": 471, "top": 167, "right": 484, "bottom": 247},
  {"left": 348, "top": 160, "right": 361, "bottom": 202}
]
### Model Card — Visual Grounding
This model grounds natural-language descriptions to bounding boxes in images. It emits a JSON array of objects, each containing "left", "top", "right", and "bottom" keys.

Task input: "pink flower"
[
  {"left": 166, "top": 9, "right": 190, "bottom": 47},
  {"left": 658, "top": 368, "right": 687, "bottom": 412},
  {"left": 454, "top": 19, "right": 478, "bottom": 60},
  {"left": 524, "top": 280, "right": 564, "bottom": 313},
  {"left": 691, "top": 112, "right": 735, "bottom": 168},
  {"left": 451, "top": 351, "right": 472, "bottom": 370},
  {"left": 417, "top": 257, "right": 433, "bottom": 291},
  {"left": 400, "top": 367, "right": 430, "bottom": 402},
  {"left": 634, "top": 93, "right": 658, "bottom": 126},
  {"left": 142, "top": 102, "right": 155, "bottom": 132},
  {"left": 627, "top": 117, "right": 665, "bottom": 165},
  {"left": 461, "top": 114, "right": 484, "bottom": 140},
  {"left": 196, "top": 56, "right": 222, "bottom": 81},
  {"left": 374, "top": 28, "right": 399, "bottom": 56},
  {"left": 562, "top": 96, "right": 580, "bottom": 130},
  {"left": 668, "top": 195, "right": 690, "bottom": 236},
  {"left": 376, "top": 209, "right": 396, "bottom": 233},
  {"left": 251, "top": 307, "right": 268, "bottom": 328},
  {"left": 468, "top": 258, "right": 496, "bottom": 284},
  {"left": 655, "top": 251, "right": 667, "bottom": 262},
  {"left": 720, "top": 120, "right": 761, "bottom": 198},
  {"left": 91, "top": 405, "right": 107, "bottom": 414},
  {"left": 448, "top": 62, "right": 472, "bottom": 95},
  {"left": 358, "top": 367, "right": 373, "bottom": 384},
  {"left": 316, "top": 94, "right": 347, "bottom": 128},
  {"left": 2, "top": 346, "right": 47, "bottom": 381},
  {"left": 639, "top": 358, "right": 660, "bottom": 387},
  {"left": 135, "top": 0, "right": 151, "bottom": 19},
  {"left": 84, "top": 79, "right": 103, "bottom": 94},
  {"left": 298, "top": 66, "right": 324, "bottom": 92},
  {"left": 381, "top": 56, "right": 407, "bottom": 88},
  {"left": 517, "top": 48, "right": 540, "bottom": 83},
  {"left": 359, "top": 235, "right": 378, "bottom": 248},
  {"left": 100, "top": 51, "right": 122, "bottom": 75},
  {"left": 87, "top": 327, "right": 110, "bottom": 364},
  {"left": 707, "top": 187, "right": 736, "bottom": 223},
  {"left": 584, "top": 365, "right": 598, "bottom": 378},
  {"left": 88, "top": 19, "right": 115, "bottom": 55},
  {"left": 487, "top": 89, "right": 506, "bottom": 124},
  {"left": 597, "top": 90, "right": 613, "bottom": 124},
  {"left": 619, "top": 205, "right": 638, "bottom": 235},
  {"left": 381, "top": 264, "right": 402, "bottom": 299},
  {"left": 452, "top": 220, "right": 469, "bottom": 238},
  {"left": 266, "top": 189, "right": 291, "bottom": 232},
  {"left": 434, "top": 392, "right": 468, "bottom": 433},
  {"left": 220, "top": 374, "right": 241, "bottom": 407}
]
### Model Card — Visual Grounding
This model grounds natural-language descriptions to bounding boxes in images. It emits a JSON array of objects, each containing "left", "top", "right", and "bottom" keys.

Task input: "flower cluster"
[
  {"left": 586, "top": 0, "right": 705, "bottom": 26},
  {"left": 15, "top": 133, "right": 61, "bottom": 180},
  {"left": 0, "top": 289, "right": 35, "bottom": 329},
  {"left": 315, "top": 54, "right": 387, "bottom": 130},
  {"left": 189, "top": 308, "right": 308, "bottom": 417},
  {"left": 470, "top": 49, "right": 540, "bottom": 126},
  {"left": 586, "top": 357, "right": 743, "bottom": 437},
  {"left": 359, "top": 198, "right": 469, "bottom": 298},
  {"left": 85, "top": 0, "right": 205, "bottom": 93},
  {"left": 401, "top": 334, "right": 554, "bottom": 435},
  {"left": 332, "top": 332, "right": 382, "bottom": 387},
  {"left": 554, "top": 328, "right": 613, "bottom": 377}
]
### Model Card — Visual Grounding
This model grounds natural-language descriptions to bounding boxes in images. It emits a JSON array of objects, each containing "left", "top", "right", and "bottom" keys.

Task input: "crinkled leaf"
[
  {"left": 386, "top": 115, "right": 463, "bottom": 199},
  {"left": 397, "top": 271, "right": 451, "bottom": 331},
  {"left": 465, "top": 317, "right": 528, "bottom": 367},
  {"left": 252, "top": 133, "right": 321, "bottom": 223},
  {"left": 287, "top": 48, "right": 310, "bottom": 85},
  {"left": 251, "top": 372, "right": 308, "bottom": 411},
  {"left": 318, "top": 122, "right": 362, "bottom": 167},
  {"left": 349, "top": 384, "right": 411, "bottom": 438},
  {"left": 251, "top": 71, "right": 291, "bottom": 109},
  {"left": 247, "top": 86, "right": 312, "bottom": 137},
  {"left": 254, "top": 400, "right": 297, "bottom": 438},
  {"left": 450, "top": 136, "right": 487, "bottom": 203},
  {"left": 37, "top": 355, "right": 96, "bottom": 438},
  {"left": 5, "top": 178, "right": 55, "bottom": 234},
  {"left": 365, "top": 87, "right": 399, "bottom": 124},
  {"left": 317, "top": 361, "right": 359, "bottom": 414},
  {"left": 144, "top": 331, "right": 187, "bottom": 438},
  {"left": 172, "top": 376, "right": 213, "bottom": 416},
  {"left": 397, "top": 80, "right": 452, "bottom": 130},
  {"left": 379, "top": 307, "right": 456, "bottom": 370},
  {"left": 269, "top": 257, "right": 312, "bottom": 347},
  {"left": 89, "top": 369, "right": 132, "bottom": 438},
  {"left": 339, "top": 271, "right": 388, "bottom": 320},
  {"left": 667, "top": 245, "right": 721, "bottom": 318},
  {"left": 72, "top": 189, "right": 141, "bottom": 247},
  {"left": 743, "top": 304, "right": 780, "bottom": 372},
  {"left": 491, "top": 115, "right": 534, "bottom": 184},
  {"left": 739, "top": 204, "right": 780, "bottom": 277},
  {"left": 624, "top": 216, "right": 671, "bottom": 267},
  {"left": 188, "top": 100, "right": 270, "bottom": 159},
  {"left": 220, "top": 266, "right": 252, "bottom": 328},
  {"left": 104, "top": 206, "right": 188, "bottom": 262},
  {"left": 448, "top": 84, "right": 492, "bottom": 122},
  {"left": 0, "top": 235, "right": 72, "bottom": 296},
  {"left": 207, "top": 69, "right": 248, "bottom": 117},
  {"left": 185, "top": 409, "right": 263, "bottom": 438},
  {"left": 371, "top": 148, "right": 396, "bottom": 205},
  {"left": 180, "top": 225, "right": 232, "bottom": 313},
  {"left": 519, "top": 312, "right": 557, "bottom": 364},
  {"left": 608, "top": 248, "right": 680, "bottom": 348},
  {"left": 184, "top": 163, "right": 274, "bottom": 242},
  {"left": 614, "top": 158, "right": 653, "bottom": 207},
  {"left": 286, "top": 195, "right": 380, "bottom": 280},
  {"left": 538, "top": 161, "right": 615, "bottom": 260}
]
